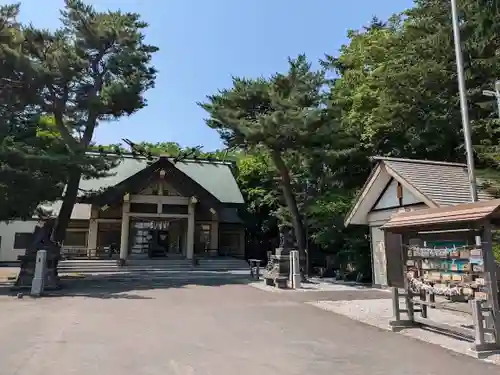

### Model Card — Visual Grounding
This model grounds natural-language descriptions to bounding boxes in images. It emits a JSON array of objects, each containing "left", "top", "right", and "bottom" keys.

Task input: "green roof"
[
  {"left": 79, "top": 155, "right": 244, "bottom": 205},
  {"left": 175, "top": 161, "right": 244, "bottom": 204},
  {"left": 78, "top": 156, "right": 148, "bottom": 196}
]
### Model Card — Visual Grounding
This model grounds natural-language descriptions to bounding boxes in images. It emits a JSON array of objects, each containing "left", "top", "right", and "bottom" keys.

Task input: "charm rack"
[{"left": 381, "top": 200, "right": 500, "bottom": 354}]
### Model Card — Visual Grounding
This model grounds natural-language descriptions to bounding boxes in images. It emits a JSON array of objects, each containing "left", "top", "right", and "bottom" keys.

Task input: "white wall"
[
  {"left": 0, "top": 220, "right": 38, "bottom": 262},
  {"left": 373, "top": 179, "right": 421, "bottom": 210},
  {"left": 368, "top": 204, "right": 427, "bottom": 286}
]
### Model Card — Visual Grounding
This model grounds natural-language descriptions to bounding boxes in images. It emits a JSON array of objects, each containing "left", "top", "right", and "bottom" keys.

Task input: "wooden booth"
[{"left": 382, "top": 199, "right": 500, "bottom": 353}]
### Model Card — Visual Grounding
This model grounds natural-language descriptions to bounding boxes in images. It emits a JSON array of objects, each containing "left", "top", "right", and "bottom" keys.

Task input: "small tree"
[
  {"left": 16, "top": 0, "right": 158, "bottom": 243},
  {"left": 199, "top": 55, "right": 326, "bottom": 262}
]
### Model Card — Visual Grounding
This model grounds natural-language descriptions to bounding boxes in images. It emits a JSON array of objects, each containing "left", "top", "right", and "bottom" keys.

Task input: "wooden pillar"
[
  {"left": 87, "top": 219, "right": 98, "bottom": 258},
  {"left": 239, "top": 229, "right": 245, "bottom": 258},
  {"left": 119, "top": 201, "right": 130, "bottom": 261},
  {"left": 87, "top": 205, "right": 99, "bottom": 258},
  {"left": 186, "top": 197, "right": 196, "bottom": 259},
  {"left": 210, "top": 220, "right": 219, "bottom": 251}
]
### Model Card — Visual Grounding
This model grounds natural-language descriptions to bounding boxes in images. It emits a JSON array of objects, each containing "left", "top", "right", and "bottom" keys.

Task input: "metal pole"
[
  {"left": 496, "top": 91, "right": 500, "bottom": 119},
  {"left": 450, "top": 0, "right": 478, "bottom": 202},
  {"left": 304, "top": 179, "right": 310, "bottom": 278}
]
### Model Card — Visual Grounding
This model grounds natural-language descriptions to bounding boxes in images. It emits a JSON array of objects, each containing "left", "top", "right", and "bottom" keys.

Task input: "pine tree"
[
  {"left": 13, "top": 0, "right": 158, "bottom": 243},
  {"left": 0, "top": 5, "right": 69, "bottom": 221},
  {"left": 200, "top": 55, "right": 326, "bottom": 262}
]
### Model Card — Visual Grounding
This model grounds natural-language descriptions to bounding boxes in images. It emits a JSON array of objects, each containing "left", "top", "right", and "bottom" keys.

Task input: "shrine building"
[{"left": 0, "top": 153, "right": 245, "bottom": 263}]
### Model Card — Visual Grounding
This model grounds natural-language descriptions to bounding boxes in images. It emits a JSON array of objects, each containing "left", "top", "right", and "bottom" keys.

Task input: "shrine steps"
[{"left": 57, "top": 258, "right": 249, "bottom": 275}]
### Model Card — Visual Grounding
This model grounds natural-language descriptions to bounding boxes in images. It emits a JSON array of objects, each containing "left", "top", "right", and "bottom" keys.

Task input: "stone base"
[
  {"left": 388, "top": 319, "right": 419, "bottom": 332},
  {"left": 264, "top": 276, "right": 288, "bottom": 289},
  {"left": 13, "top": 255, "right": 61, "bottom": 290},
  {"left": 468, "top": 343, "right": 500, "bottom": 359},
  {"left": 274, "top": 247, "right": 290, "bottom": 257}
]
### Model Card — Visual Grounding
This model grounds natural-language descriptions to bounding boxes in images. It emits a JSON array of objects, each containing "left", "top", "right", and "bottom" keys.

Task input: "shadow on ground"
[
  {"left": 0, "top": 273, "right": 392, "bottom": 303},
  {"left": 0, "top": 275, "right": 253, "bottom": 300}
]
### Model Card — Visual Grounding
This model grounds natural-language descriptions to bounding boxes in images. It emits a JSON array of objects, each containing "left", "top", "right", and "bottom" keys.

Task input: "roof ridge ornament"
[{"left": 122, "top": 138, "right": 203, "bottom": 164}]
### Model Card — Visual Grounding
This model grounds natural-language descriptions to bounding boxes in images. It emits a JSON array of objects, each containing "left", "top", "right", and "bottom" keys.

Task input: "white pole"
[
  {"left": 495, "top": 81, "right": 500, "bottom": 118},
  {"left": 450, "top": 0, "right": 478, "bottom": 202}
]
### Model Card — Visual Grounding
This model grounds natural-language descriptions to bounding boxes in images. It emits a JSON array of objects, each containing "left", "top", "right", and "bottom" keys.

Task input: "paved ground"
[{"left": 1, "top": 278, "right": 499, "bottom": 375}]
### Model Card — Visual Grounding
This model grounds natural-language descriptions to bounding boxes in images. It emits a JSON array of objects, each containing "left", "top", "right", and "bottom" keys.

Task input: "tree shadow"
[{"left": 0, "top": 275, "right": 253, "bottom": 300}]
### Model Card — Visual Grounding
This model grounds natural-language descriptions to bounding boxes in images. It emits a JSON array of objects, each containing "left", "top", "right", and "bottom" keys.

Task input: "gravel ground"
[
  {"left": 310, "top": 298, "right": 500, "bottom": 365},
  {"left": 248, "top": 279, "right": 376, "bottom": 293}
]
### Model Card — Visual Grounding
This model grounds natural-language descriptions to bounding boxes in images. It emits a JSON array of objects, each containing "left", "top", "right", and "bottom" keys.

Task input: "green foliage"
[
  {"left": 0, "top": 5, "right": 69, "bottom": 220},
  {"left": 8, "top": 0, "right": 500, "bottom": 277},
  {"left": 22, "top": 0, "right": 157, "bottom": 240},
  {"left": 236, "top": 153, "right": 279, "bottom": 253},
  {"left": 200, "top": 55, "right": 328, "bottom": 259},
  {"left": 200, "top": 55, "right": 326, "bottom": 152},
  {"left": 196, "top": 0, "right": 500, "bottom": 276},
  {"left": 0, "top": 1, "right": 158, "bottom": 242},
  {"left": 324, "top": 0, "right": 500, "bottom": 164}
]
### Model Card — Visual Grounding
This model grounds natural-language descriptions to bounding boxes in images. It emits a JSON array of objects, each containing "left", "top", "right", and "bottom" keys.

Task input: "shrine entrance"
[{"left": 129, "top": 218, "right": 187, "bottom": 259}]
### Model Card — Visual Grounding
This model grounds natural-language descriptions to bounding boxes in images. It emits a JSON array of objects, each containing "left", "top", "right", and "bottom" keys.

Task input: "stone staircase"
[{"left": 57, "top": 257, "right": 251, "bottom": 280}]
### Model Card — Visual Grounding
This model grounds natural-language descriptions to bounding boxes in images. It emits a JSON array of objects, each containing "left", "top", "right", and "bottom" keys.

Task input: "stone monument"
[
  {"left": 15, "top": 218, "right": 61, "bottom": 290},
  {"left": 264, "top": 226, "right": 296, "bottom": 288}
]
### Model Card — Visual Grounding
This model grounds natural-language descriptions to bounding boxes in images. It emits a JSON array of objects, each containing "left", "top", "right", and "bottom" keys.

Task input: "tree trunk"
[
  {"left": 52, "top": 169, "right": 82, "bottom": 245},
  {"left": 270, "top": 150, "right": 306, "bottom": 258}
]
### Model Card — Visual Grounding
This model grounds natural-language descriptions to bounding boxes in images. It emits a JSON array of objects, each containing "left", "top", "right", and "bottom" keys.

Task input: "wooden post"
[
  {"left": 392, "top": 287, "right": 401, "bottom": 321},
  {"left": 420, "top": 291, "right": 428, "bottom": 319},
  {"left": 119, "top": 202, "right": 130, "bottom": 263},
  {"left": 471, "top": 299, "right": 487, "bottom": 348},
  {"left": 480, "top": 222, "right": 500, "bottom": 345},
  {"left": 402, "top": 233, "right": 415, "bottom": 322},
  {"left": 186, "top": 197, "right": 196, "bottom": 260},
  {"left": 429, "top": 292, "right": 436, "bottom": 309}
]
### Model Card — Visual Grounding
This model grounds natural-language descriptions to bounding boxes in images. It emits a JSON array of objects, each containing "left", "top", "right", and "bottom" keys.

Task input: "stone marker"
[
  {"left": 15, "top": 218, "right": 60, "bottom": 290},
  {"left": 31, "top": 250, "right": 47, "bottom": 297},
  {"left": 290, "top": 250, "right": 301, "bottom": 289}
]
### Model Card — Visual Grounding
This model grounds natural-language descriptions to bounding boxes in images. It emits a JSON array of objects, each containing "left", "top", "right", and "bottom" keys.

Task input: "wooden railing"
[{"left": 61, "top": 246, "right": 117, "bottom": 259}]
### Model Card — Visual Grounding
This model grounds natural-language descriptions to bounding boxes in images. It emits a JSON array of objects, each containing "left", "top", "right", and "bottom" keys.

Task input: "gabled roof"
[
  {"left": 37, "top": 154, "right": 245, "bottom": 220},
  {"left": 376, "top": 157, "right": 492, "bottom": 206},
  {"left": 79, "top": 154, "right": 244, "bottom": 205},
  {"left": 345, "top": 157, "right": 498, "bottom": 226},
  {"left": 175, "top": 161, "right": 243, "bottom": 204}
]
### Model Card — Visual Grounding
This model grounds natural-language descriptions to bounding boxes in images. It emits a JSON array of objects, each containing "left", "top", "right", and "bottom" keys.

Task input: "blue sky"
[{"left": 16, "top": 0, "right": 414, "bottom": 151}]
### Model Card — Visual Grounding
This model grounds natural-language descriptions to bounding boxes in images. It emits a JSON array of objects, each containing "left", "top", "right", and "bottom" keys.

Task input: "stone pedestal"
[
  {"left": 14, "top": 253, "right": 61, "bottom": 290},
  {"left": 264, "top": 247, "right": 293, "bottom": 288}
]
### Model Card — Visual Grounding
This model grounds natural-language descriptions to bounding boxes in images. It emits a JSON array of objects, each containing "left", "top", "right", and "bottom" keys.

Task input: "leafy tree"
[
  {"left": 11, "top": 0, "right": 158, "bottom": 243},
  {"left": 236, "top": 153, "right": 280, "bottom": 258},
  {"left": 306, "top": 0, "right": 500, "bottom": 276},
  {"left": 324, "top": 0, "right": 500, "bottom": 165},
  {"left": 199, "top": 55, "right": 326, "bottom": 262}
]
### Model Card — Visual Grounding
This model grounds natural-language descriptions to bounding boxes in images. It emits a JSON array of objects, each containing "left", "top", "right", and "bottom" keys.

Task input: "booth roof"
[{"left": 381, "top": 198, "right": 500, "bottom": 232}]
